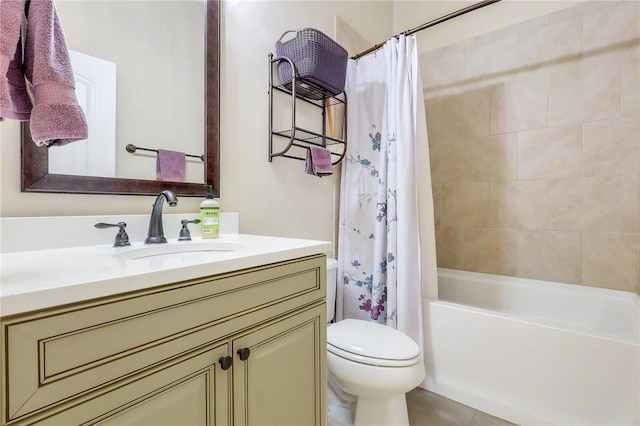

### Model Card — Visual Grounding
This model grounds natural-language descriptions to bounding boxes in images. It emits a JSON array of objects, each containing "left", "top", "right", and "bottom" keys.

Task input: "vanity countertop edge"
[{"left": 0, "top": 233, "right": 331, "bottom": 317}]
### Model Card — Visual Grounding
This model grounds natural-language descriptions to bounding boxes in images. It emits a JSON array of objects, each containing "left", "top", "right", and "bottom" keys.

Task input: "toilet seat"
[
  {"left": 327, "top": 319, "right": 421, "bottom": 367},
  {"left": 327, "top": 344, "right": 420, "bottom": 367}
]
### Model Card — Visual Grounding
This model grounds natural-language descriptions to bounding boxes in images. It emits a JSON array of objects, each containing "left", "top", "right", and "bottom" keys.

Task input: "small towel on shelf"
[
  {"left": 157, "top": 149, "right": 185, "bottom": 182},
  {"left": 305, "top": 146, "right": 333, "bottom": 177}
]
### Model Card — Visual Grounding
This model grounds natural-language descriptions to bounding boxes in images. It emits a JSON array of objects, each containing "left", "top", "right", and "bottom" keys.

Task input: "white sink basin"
[{"left": 113, "top": 240, "right": 249, "bottom": 261}]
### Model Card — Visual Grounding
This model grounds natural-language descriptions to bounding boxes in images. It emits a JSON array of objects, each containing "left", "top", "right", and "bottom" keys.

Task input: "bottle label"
[{"left": 203, "top": 216, "right": 219, "bottom": 225}]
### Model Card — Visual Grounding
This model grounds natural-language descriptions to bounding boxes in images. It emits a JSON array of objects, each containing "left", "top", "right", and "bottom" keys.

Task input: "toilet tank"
[{"left": 326, "top": 258, "right": 338, "bottom": 323}]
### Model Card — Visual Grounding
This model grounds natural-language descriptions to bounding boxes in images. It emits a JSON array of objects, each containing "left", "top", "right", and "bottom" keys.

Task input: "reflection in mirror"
[
  {"left": 21, "top": 0, "right": 219, "bottom": 197},
  {"left": 48, "top": 50, "right": 117, "bottom": 178}
]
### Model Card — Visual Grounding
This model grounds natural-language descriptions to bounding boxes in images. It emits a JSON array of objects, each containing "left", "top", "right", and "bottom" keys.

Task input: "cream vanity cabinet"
[{"left": 0, "top": 255, "right": 327, "bottom": 426}]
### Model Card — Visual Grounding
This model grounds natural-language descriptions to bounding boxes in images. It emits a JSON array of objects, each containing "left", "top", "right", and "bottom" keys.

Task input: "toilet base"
[{"left": 354, "top": 394, "right": 409, "bottom": 426}]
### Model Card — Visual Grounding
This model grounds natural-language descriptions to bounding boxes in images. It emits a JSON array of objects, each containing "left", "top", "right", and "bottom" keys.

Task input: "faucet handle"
[
  {"left": 178, "top": 219, "right": 201, "bottom": 241},
  {"left": 95, "top": 222, "right": 131, "bottom": 247}
]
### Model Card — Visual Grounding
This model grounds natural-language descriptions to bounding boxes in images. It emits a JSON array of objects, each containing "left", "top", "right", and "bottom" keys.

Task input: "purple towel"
[
  {"left": 0, "top": 0, "right": 30, "bottom": 120},
  {"left": 305, "top": 146, "right": 333, "bottom": 177},
  {"left": 0, "top": 0, "right": 88, "bottom": 146},
  {"left": 157, "top": 149, "right": 185, "bottom": 182}
]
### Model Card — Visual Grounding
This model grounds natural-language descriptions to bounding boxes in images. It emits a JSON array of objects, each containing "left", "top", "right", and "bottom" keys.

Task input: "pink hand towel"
[
  {"left": 157, "top": 149, "right": 186, "bottom": 182},
  {"left": 305, "top": 146, "right": 333, "bottom": 177},
  {"left": 25, "top": 0, "right": 88, "bottom": 146},
  {"left": 0, "top": 0, "right": 88, "bottom": 146},
  {"left": 0, "top": 0, "right": 31, "bottom": 120}
]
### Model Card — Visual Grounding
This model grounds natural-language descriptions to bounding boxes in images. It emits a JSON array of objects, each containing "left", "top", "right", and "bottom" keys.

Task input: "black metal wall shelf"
[{"left": 268, "top": 54, "right": 347, "bottom": 165}]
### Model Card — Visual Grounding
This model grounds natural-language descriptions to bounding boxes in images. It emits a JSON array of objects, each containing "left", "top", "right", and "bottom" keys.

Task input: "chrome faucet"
[{"left": 145, "top": 190, "right": 178, "bottom": 244}]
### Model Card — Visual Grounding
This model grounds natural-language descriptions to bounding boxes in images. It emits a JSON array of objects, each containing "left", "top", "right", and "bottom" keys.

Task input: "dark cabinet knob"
[
  {"left": 237, "top": 348, "right": 251, "bottom": 361},
  {"left": 219, "top": 356, "right": 233, "bottom": 370}
]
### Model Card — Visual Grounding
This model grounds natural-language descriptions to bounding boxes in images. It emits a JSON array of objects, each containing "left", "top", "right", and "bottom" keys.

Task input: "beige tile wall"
[{"left": 423, "top": 1, "right": 640, "bottom": 293}]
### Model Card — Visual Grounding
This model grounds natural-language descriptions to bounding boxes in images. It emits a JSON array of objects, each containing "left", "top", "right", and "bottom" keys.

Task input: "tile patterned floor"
[{"left": 407, "top": 388, "right": 517, "bottom": 426}]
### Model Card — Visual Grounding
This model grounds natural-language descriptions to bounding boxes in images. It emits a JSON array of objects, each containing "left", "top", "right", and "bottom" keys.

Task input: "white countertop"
[{"left": 0, "top": 234, "right": 331, "bottom": 317}]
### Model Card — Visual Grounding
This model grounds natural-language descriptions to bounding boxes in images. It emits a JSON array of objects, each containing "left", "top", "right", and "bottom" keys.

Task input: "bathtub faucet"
[{"left": 144, "top": 190, "right": 178, "bottom": 244}]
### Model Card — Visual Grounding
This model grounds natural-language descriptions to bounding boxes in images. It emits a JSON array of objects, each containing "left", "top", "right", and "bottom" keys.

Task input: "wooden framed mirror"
[{"left": 21, "top": 0, "right": 219, "bottom": 197}]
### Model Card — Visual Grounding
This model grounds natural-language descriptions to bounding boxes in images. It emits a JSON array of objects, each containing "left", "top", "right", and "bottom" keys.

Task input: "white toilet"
[{"left": 326, "top": 258, "right": 425, "bottom": 426}]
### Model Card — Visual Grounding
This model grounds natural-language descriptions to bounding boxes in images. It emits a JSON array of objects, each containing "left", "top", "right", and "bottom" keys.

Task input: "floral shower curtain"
[{"left": 337, "top": 35, "right": 433, "bottom": 348}]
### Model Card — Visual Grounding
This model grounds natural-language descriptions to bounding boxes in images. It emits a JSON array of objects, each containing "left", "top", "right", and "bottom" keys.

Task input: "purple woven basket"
[{"left": 276, "top": 28, "right": 348, "bottom": 99}]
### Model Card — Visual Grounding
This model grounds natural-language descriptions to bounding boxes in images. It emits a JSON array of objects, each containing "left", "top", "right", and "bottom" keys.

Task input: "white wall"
[{"left": 1, "top": 1, "right": 392, "bottom": 253}]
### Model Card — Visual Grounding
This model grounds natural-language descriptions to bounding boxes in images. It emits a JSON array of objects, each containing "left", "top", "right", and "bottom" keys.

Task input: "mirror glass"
[{"left": 21, "top": 0, "right": 219, "bottom": 197}]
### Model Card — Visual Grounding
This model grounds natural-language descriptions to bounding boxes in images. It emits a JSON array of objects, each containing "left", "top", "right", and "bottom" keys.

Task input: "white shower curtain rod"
[{"left": 350, "top": 0, "right": 502, "bottom": 60}]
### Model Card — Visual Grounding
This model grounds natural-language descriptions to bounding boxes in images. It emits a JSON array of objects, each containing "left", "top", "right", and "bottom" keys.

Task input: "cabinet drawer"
[
  {"left": 1, "top": 255, "right": 325, "bottom": 423},
  {"left": 12, "top": 342, "right": 230, "bottom": 426}
]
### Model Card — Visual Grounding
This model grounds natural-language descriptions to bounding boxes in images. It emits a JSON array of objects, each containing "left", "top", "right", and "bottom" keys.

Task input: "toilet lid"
[{"left": 327, "top": 319, "right": 420, "bottom": 367}]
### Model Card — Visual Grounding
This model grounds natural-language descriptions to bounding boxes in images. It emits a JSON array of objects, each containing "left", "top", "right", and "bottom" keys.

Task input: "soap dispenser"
[{"left": 200, "top": 185, "right": 220, "bottom": 239}]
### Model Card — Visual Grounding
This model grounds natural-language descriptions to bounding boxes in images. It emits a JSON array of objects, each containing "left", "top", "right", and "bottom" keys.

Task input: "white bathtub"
[{"left": 422, "top": 268, "right": 640, "bottom": 426}]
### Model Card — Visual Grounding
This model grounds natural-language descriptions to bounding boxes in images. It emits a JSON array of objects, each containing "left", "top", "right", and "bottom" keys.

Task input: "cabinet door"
[
  {"left": 25, "top": 343, "right": 230, "bottom": 426},
  {"left": 232, "top": 304, "right": 326, "bottom": 426}
]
